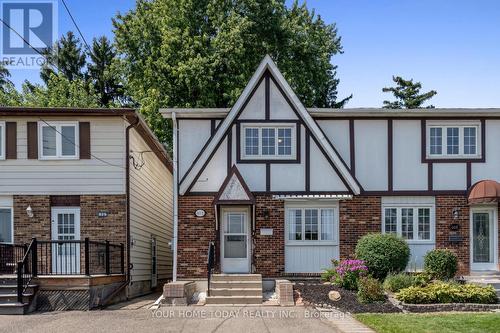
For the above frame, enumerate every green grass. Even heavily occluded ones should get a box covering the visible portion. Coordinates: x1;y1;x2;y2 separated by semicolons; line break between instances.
355;313;500;333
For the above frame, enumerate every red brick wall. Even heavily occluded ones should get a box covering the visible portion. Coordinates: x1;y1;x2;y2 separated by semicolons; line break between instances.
14;195;51;243
339;196;382;259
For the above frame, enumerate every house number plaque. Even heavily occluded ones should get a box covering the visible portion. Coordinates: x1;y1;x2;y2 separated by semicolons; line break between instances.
195;209;206;217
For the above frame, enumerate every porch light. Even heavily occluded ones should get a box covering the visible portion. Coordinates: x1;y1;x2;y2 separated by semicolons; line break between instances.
452;207;459;220
26;205;34;218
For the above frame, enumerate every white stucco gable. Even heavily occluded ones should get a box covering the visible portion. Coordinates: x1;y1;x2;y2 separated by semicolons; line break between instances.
179;55;361;195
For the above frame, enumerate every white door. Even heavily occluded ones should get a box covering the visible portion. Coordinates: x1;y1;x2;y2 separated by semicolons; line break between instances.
51;207;81;274
470;208;498;271
221;208;251;273
151;236;158;288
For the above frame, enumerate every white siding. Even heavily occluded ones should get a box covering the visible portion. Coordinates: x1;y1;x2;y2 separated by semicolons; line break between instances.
310;140;348;192
393;120;427;190
317;120;350;167
355;120;388;190
472;120;500;183
285;245;339;273
433;163;467;190
178;120;211;179
239;80;265;119
269;80;297;120
129;128;173;290
191;137;228;192
0;117;125;195
236;164;266;191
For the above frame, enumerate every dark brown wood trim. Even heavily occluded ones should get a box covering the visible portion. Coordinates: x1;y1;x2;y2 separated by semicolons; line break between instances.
212;165;255;205
349;119;355;175
210;119;216;136
227;127;232;175
5;122;17;159
0;107;135;116
466;162;472;189
388;119;393;192
428;163;433;191
50;195;80;207
27;122;38;159
305;130;310;192
265;74;270;120
266;163;271;192
362;190;467;196
79;122;91;159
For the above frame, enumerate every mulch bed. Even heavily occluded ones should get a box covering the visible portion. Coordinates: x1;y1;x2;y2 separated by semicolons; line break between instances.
294;280;401;313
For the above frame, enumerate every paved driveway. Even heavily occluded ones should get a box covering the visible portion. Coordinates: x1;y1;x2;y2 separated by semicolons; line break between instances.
0;306;343;333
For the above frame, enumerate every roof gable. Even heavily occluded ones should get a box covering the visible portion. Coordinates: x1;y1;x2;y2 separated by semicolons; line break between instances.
213;166;255;204
180;55;361;195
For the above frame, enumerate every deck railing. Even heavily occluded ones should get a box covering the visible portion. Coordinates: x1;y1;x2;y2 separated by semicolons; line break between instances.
207;241;215;297
0;243;26;274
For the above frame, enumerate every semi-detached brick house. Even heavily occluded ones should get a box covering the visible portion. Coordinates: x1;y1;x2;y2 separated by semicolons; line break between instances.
0;108;173;313
162;56;500;296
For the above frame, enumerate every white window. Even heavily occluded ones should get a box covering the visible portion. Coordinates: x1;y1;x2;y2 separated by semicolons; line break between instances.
286;206;337;243
427;122;481;158
0;121;5;160
38;122;79;160
241;124;296;159
0;207;13;243
382;206;434;242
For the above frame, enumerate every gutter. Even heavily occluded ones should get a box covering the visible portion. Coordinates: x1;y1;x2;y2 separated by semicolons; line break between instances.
172;112;179;281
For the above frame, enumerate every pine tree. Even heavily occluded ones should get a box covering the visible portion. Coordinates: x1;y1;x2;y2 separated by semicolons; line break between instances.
382;76;437;109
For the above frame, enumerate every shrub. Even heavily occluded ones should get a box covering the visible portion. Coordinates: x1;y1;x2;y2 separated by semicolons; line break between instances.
383;273;416;292
334;259;369;290
424;249;458;280
355;233;410;279
321;259;339;282
412;271;433;287
396;282;498;304
357;276;386;304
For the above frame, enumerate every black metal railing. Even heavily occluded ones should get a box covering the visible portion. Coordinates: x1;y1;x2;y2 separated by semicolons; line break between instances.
17;239;35;303
0;243;27;274
207;241;215;297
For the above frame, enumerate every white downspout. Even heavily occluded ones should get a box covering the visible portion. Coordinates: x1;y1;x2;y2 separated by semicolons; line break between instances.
172;112;179;281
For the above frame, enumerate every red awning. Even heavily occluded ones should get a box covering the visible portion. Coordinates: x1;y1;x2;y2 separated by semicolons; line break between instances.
468;180;500;204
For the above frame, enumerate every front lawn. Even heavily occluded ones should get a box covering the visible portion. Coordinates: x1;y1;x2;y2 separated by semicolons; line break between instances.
355;313;500;333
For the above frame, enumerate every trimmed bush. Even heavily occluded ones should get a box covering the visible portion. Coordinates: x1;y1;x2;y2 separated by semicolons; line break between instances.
424;249;458;280
355;233;410;279
357;276;386;304
383;273;417;292
396;282;498;304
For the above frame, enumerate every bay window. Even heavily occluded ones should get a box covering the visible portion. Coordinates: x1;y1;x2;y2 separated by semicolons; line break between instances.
38;121;79;159
427;122;480;158
383;206;434;241
241;123;296;160
286;206;336;243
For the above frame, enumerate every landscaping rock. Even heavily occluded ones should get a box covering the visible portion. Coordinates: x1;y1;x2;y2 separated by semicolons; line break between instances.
328;290;341;301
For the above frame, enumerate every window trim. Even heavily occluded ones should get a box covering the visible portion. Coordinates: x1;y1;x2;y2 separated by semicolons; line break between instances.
381;204;435;244
285;201;339;246
426;121;482;159
0;121;5;160
38;121;79;160
0;206;14;244
240;123;297;161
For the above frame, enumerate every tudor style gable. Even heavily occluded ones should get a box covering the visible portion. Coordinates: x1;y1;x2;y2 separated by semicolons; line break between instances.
179;55;361;196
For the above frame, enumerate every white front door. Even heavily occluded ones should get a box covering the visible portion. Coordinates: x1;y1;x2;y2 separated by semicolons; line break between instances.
51;207;81;274
470;207;498;271
221;208;251;273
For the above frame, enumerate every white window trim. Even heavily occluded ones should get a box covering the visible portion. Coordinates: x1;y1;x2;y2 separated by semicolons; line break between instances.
38;121;79;160
285;201;339;246
426;121;481;159
0;121;5;160
381;203;435;244
0;206;14;244
241;123;297;160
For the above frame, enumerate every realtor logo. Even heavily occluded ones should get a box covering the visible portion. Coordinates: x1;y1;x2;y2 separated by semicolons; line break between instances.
0;0;57;69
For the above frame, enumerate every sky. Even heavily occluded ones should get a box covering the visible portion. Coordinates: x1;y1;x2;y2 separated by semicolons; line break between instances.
6;0;500;108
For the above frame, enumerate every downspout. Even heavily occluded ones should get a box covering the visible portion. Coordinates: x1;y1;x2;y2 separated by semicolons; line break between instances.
172;112;179;281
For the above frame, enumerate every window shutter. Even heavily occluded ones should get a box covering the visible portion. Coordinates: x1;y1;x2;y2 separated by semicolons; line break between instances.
79;122;91;159
5;122;17;159
27;122;38;159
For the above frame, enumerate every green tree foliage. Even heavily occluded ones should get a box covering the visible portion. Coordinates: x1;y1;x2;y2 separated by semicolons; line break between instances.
113;0;351;146
0;62;13;93
87;36;125;107
382;76;437;109
41;31;87;84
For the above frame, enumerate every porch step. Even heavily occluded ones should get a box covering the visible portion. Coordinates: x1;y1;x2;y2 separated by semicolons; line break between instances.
0;285;37;294
0;303;29;315
206;274;263;305
0;277;38;314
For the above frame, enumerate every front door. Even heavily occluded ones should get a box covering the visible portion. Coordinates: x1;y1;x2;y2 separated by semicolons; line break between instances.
221;208;251;273
470;208;498;271
51;207;81;274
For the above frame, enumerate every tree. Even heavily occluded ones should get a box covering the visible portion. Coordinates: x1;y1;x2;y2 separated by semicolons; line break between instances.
382;76;437;109
41;31;86;83
0;62;13;93
87;36;124;107
113;0;351;147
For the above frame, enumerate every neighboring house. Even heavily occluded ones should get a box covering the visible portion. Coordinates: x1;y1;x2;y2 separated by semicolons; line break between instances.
0;107;173;313
162;55;500;285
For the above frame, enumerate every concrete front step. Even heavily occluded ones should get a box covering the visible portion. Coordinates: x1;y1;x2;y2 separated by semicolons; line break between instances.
210;288;262;297
0;293;34;304
211;274;262;282
0;303;29;315
210;280;262;289
0;285;37;295
205;295;263;305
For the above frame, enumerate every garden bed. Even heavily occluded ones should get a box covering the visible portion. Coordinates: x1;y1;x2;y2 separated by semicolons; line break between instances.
294;280;401;313
387;294;500;313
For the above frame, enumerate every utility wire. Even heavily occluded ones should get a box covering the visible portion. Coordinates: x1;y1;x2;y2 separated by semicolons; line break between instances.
39;118;126;169
60;0;91;52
